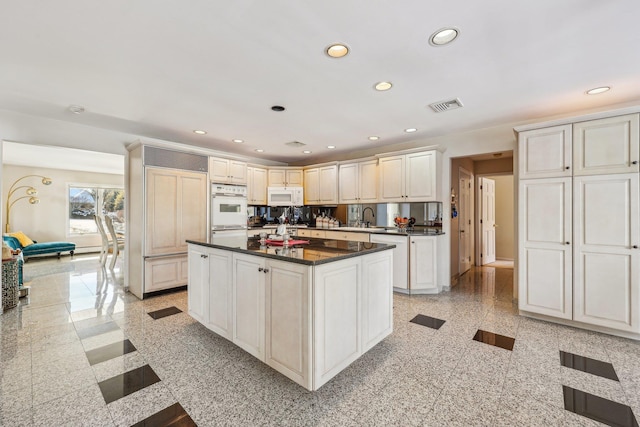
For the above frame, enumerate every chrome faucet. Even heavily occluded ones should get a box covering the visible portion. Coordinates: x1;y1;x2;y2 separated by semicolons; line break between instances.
362;207;375;227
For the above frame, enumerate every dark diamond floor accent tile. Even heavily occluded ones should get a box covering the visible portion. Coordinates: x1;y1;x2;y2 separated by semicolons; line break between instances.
410;314;446;330
472;329;515;351
86;339;137;366
98;364;160;404
131;402;197;427
147;306;183;320
563;385;639;427
560;351;620;382
77;321;120;340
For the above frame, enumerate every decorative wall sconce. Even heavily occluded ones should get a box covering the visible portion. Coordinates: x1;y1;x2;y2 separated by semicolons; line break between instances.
5;175;53;233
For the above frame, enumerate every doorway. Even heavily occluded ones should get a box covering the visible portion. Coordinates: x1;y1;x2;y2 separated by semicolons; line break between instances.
477;174;514;268
458;167;473;275
449;152;514;285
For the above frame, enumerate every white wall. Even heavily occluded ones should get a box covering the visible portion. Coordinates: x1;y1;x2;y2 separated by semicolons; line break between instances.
485;175;514;260
2;164;123;250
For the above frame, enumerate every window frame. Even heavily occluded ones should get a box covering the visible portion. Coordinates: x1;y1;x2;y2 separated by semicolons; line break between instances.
67;183;125;237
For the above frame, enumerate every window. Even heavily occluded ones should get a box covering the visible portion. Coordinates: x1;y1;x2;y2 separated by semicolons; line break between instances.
69;186;125;235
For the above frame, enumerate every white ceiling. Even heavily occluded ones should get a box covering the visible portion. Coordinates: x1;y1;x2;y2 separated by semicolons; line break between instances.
1;1;639;163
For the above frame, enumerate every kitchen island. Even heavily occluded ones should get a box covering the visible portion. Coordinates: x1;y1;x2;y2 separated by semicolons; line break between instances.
187;237;394;391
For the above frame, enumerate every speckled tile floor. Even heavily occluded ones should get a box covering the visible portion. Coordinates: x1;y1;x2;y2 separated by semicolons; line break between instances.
2;254;640;426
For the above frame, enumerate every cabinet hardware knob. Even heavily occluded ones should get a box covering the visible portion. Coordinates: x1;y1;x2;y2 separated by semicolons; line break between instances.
263;268;269;273
565;166;570;170
633;161;639;165
634;245;638;249
202;255;208;259
258;267;264;272
565;242;570;245
412;241;415;244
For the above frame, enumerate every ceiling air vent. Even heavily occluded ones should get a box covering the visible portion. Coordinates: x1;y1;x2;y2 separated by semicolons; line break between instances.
429;98;464;113
285;141;306;148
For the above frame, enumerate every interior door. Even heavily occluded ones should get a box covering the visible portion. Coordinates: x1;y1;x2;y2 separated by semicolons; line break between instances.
480;177;496;264
459;168;472;274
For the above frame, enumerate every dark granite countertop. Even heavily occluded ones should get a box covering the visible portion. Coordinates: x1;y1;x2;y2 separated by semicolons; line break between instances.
310;226;445;236
250;226;445;236
187;237;395;266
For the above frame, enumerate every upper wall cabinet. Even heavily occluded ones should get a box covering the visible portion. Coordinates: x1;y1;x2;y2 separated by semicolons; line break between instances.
518;125;572;179
247;166;268;205
268;168;304;187
210;157;247;184
573;113;639;176
304;165;338;205
378;151;440;202
338;160;377;204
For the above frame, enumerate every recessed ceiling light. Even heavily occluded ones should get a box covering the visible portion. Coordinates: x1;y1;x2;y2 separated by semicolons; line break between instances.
232;139;244;143
429;28;459;46
368;136;380;141
255;149;264;153
68;105;85;114
271;105;285;112
374;82;393;91
327;145;336;149
326;43;349;58
193;130;207;135
404;128;417;133
586;86;611;95
302;150;312;154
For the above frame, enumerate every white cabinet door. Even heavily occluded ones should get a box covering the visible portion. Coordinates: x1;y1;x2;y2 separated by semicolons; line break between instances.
229;160;247;184
573;114;640;176
177;172;208;253
313;258;361;389
287;169;304;187
361;251;393;352
573;174;640;332
268;169;304;187
210;158;247;184
319;165;338;204
406;151;437;201
144;255;188;292
338;163;358;203
232;253;266;361
409;236;438;292
518;125;572;179
359;160;378;203
207;249;233;339
304;168;319;204
210;157;230;183
146;168;207;256
248;166;267;205
370;234;408;290
146;168;180;254
518;178;572;319
378;155;405;202
268;169;287;187
188;247;208;323
265;260;311;389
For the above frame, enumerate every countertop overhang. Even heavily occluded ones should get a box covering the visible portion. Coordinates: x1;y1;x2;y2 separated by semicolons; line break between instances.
187;237;395;266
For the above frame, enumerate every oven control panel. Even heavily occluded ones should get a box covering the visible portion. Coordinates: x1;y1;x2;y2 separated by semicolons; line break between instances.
212;183;247;197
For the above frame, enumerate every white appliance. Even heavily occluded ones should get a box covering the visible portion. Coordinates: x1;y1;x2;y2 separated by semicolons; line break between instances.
210;229;247;249
267;186;304;206
211;183;248;242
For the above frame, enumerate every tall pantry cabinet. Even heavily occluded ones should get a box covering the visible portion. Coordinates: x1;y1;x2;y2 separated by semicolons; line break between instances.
518;113;640;335
127;145;209;299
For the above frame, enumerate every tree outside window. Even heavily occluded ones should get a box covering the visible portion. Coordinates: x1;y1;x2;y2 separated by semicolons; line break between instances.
69;186;125;235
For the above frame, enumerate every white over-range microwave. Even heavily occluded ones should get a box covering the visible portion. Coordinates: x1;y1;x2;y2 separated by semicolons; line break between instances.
267;186;304;206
